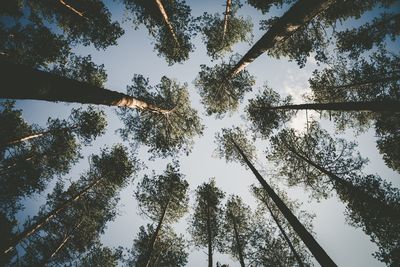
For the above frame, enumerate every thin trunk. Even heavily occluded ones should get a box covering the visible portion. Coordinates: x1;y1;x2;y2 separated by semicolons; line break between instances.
58;0;87;19
263;199;305;267
229;0;335;76
154;0;180;47
144;200;170;267
0;61;173;115
231;216;246;267
266;100;400;112
221;0;232;43
231;139;337;267
0;156;34;173
2;177;103;255
206;204;213;267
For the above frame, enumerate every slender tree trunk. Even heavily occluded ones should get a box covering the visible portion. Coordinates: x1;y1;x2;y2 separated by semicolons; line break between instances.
0;156;34;173
206;204;213;267
263;199;305;267
231;216;246;267
266;100;400;112
231;139;337;267
2;177;103;255
0;61;173;114
58;0;87;19
221;0;232;43
154;0;180;47
144;200;170;267
229;0;335;76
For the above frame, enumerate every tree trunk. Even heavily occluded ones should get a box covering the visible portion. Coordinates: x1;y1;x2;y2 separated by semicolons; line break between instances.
58;0;87;19
231;215;246;267
263;199;305;267
154;0;180;47
144;200;170;267
221;0;232;43
231;139;337;267
266;100;400;112
0;60;173;114
2;177;103;255
229;0;335;76
206;203;213;267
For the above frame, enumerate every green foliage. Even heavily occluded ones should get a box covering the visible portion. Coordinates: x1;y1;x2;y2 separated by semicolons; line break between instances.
52;55;108;87
189;179;225;252
118;74;203;158
221;195;252;265
0;23;70;68
80;245;123;267
246;0;295;14
246;86;295;138
196;0;253;60
130;224;188;267
135;162;189;224
27;0;124;49
215;126;256;165
122;0;194;65
195;54;255;117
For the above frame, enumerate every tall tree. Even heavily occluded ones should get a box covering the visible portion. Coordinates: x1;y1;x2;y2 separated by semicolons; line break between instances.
268;122;400;265
188;179;225;267
222;195;252;267
196;0;253;60
1;145;136;257
215;127;337;267
130;224;188;267
122;0;194;65
195;54;255;118
26;0;124;49
251;185;314;267
117;75;203;158
135;163;189;267
309;51;400;172
0;104;107;218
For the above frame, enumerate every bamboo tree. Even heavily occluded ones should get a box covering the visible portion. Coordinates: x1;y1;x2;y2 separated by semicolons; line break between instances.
135;163;189;267
1;145;135;256
215;127;337;267
189;179;225;267
229;0;335;76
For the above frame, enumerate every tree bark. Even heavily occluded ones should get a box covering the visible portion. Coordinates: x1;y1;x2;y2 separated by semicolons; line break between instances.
266;100;400;112
144;200;170;267
221;0;232;43
263;199;305;267
0;60;173;114
229;0;335;76
206;204;213;267
58;0;87;19
231;215;246;267
231;139;337;267
2;177;103;255
154;0;180;47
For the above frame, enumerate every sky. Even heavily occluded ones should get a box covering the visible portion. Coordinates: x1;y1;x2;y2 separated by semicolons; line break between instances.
10;0;400;266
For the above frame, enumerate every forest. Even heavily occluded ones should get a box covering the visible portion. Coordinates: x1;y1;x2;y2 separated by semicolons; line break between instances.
0;0;399;266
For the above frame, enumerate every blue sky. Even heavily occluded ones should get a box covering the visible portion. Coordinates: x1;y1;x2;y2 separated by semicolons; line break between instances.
11;0;400;266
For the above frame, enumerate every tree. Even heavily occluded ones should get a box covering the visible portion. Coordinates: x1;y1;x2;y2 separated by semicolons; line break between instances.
246;86;295;138
135;163;189;267
309;51;400;172
79;244;123;267
1;145;136;257
117;75;204;158
130;224;188;267
25;0;124;49
229;0;335;75
188;179;225;267
0;104;106;218
251;185;314;267
222;195;252;267
122;0;194;65
246;0;296;14
196;0;253;60
195;54;255;118
268;122;400;265
215;127;337;267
